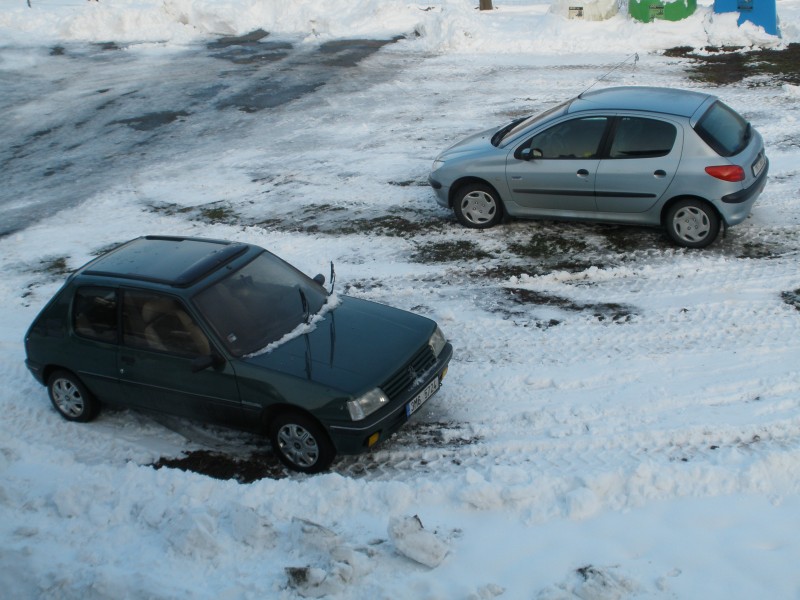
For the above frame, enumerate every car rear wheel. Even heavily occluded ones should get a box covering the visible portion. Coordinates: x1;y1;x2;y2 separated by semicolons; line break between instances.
666;199;720;248
47;370;100;422
269;412;335;474
453;183;503;229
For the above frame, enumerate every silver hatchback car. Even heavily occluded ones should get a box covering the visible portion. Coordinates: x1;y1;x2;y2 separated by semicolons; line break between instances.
429;86;768;248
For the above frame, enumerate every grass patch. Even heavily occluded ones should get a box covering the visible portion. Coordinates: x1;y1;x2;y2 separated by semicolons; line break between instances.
146;201;239;225
147;202;193;216
664;44;800;86
507;229;599;272
329;215;436;237
509;232;588;259
36;256;71;276
411;240;493;263
199;205;237;224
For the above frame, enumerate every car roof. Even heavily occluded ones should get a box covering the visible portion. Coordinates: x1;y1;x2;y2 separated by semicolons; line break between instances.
568;86;714;118
80;236;252;288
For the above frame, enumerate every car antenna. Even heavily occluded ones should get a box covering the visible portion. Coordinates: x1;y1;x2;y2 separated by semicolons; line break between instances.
329;261;336;295
578;52;639;98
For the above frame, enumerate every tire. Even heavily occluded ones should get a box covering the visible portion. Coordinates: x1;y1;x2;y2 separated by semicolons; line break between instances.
269;411;336;474
453;183;503;229
665;199;720;249
46;370;100;422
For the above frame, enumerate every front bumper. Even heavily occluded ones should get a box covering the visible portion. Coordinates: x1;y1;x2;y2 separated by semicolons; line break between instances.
428;175;450;208
328;342;454;455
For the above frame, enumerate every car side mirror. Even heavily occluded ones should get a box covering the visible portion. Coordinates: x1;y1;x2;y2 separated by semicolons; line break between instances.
519;147;542;161
313;274;325;285
191;353;223;373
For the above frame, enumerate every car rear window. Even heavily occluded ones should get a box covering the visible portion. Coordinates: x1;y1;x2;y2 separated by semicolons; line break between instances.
693;101;751;157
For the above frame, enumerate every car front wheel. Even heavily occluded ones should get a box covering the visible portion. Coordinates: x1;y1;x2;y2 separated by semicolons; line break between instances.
453;183;503;229
47;370;100;422
269;412;336;474
665;199;720;248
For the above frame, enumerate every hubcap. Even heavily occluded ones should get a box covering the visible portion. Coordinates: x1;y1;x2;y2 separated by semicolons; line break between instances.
277;423;319;467
672;206;710;243
51;378;85;417
460;190;497;225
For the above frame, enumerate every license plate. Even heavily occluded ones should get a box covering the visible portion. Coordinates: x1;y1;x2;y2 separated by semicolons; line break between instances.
752;153;766;177
406;376;439;417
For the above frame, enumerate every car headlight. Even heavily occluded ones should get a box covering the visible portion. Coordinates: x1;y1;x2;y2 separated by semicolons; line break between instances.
347;388;389;421
431;159;445;171
428;326;447;357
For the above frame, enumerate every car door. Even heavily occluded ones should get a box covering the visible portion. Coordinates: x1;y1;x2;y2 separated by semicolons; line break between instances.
594;116;683;213
117;289;243;426
505;116;610;212
69;285;121;402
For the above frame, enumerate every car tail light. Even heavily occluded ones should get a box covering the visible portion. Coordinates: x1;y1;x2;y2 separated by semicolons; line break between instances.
705;165;745;182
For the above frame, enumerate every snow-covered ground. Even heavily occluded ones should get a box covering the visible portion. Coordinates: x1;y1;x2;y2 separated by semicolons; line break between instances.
2;0;800;598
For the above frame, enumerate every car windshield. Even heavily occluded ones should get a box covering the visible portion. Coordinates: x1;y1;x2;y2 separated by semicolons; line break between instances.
493;100;570;146
193;251;328;356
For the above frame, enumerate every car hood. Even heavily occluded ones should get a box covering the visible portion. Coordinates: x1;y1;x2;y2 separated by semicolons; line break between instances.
437;126;497;160
241;296;435;395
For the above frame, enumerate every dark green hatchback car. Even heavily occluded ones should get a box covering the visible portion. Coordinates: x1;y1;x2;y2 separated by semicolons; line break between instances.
24;236;453;473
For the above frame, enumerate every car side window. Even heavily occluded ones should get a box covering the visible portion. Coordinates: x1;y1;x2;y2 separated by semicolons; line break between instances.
73;287;118;343
122;290;210;357
527;116;608;159
609;117;677;159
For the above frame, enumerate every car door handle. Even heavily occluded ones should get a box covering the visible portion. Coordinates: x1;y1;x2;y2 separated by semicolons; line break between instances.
654;170;667;178
576;169;589;177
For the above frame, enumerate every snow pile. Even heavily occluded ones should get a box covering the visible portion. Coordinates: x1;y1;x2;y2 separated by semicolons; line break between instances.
388;515;450;568
0;0;793;49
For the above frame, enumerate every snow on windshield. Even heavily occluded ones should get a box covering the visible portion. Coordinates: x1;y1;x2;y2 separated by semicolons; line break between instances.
244;292;343;358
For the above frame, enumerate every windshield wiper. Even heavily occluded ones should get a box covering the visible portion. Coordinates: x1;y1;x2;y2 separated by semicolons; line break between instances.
299;288;309;323
491;116;527;147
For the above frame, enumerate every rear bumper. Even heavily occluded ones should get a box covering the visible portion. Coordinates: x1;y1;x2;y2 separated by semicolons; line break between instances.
719;159;768;225
328;342;453;455
722;160;768;205
25;358;45;385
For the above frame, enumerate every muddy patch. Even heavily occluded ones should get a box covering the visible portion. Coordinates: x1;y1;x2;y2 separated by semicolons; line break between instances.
504;288;637;323
110;110;189;131
207;28;293;65
782;288;800;311
153;449;288;483
317;37;404;67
